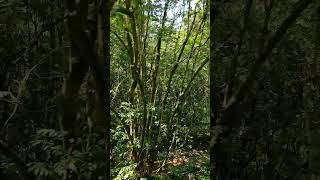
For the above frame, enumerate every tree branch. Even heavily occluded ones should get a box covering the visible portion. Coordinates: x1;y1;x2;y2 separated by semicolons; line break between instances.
227;0;314;109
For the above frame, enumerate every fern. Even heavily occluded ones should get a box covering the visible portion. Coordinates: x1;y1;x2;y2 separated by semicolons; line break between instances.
27;162;53;178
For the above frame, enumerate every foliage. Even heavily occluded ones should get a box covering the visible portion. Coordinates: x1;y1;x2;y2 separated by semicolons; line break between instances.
1;0;319;179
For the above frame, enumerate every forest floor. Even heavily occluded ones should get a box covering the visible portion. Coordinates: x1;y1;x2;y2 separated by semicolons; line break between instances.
153;149;210;179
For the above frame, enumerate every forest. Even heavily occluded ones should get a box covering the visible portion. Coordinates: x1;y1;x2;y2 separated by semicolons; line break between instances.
0;0;319;179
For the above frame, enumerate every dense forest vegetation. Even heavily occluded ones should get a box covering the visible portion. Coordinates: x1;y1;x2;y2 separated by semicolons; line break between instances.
211;0;320;180
0;0;209;179
110;0;209;178
0;0;319;179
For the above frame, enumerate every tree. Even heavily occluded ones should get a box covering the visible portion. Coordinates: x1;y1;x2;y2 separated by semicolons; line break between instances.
210;0;318;179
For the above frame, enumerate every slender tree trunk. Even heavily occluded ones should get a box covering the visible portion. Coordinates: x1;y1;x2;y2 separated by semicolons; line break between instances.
63;0;115;178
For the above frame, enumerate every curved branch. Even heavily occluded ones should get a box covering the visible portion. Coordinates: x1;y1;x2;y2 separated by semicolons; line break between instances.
112;31;128;51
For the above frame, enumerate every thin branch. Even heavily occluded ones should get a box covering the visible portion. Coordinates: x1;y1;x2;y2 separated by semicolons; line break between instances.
226;0;314;109
112;31;129;51
3;59;46;128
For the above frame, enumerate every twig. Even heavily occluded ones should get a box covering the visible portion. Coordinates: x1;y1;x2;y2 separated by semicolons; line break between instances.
3;48;61;128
